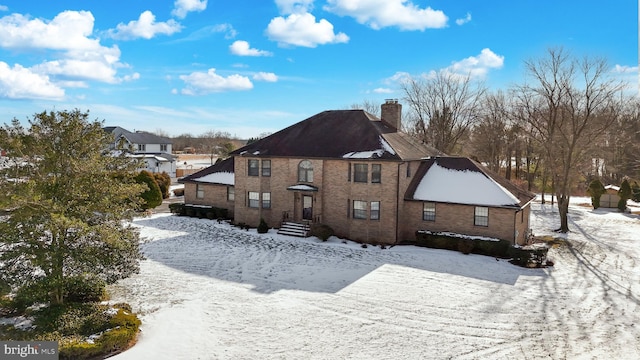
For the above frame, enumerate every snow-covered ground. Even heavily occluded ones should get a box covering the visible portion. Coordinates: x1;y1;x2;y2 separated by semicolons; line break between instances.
110;197;640;359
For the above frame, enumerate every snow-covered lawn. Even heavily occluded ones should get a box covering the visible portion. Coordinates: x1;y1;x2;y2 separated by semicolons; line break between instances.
110;198;640;359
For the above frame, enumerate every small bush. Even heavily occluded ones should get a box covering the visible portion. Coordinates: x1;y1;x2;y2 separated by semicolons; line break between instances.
587;178;605;209
173;188;184;197
509;246;549;268
309;223;335;241
257;218;269;234
618;178;632;211
169;202;185;215
457;239;474;254
153;172;172;199
135;170;162;210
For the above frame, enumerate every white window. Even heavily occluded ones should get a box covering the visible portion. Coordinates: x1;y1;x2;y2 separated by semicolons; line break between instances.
423;202;436;221
474;206;489;227
298;160;313;182
262;160;271;177
227;186;234;201
196;184;204;199
248;191;260;208
160;144;168;152
248;159;259;176
138;144;146;151
262;192;271;209
353;200;367;219
370;201;380;220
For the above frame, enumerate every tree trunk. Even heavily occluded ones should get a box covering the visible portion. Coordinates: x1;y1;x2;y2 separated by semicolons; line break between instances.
557;194;570;232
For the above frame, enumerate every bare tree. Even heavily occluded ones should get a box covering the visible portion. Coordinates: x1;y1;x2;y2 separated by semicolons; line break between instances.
401;71;486;154
349;100;380;117
512;47;625;232
469;90;509;172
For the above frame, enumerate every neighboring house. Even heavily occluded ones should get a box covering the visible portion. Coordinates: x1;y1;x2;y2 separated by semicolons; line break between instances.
104;126;177;177
601;185;622;208
180;100;535;246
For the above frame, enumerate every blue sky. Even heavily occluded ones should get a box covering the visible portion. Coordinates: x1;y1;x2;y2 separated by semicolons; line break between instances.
0;0;637;138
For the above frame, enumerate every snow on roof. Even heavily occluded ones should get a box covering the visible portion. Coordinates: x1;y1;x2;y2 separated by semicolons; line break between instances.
192;171;234;185
605;185;620;191
342;136;396;159
287;184;318;191
413;163;520;207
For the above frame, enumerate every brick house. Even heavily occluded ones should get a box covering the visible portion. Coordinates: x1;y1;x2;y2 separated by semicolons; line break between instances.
180;100;535;246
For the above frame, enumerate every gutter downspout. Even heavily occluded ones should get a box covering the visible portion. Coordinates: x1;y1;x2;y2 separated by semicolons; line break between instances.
394;161;406;246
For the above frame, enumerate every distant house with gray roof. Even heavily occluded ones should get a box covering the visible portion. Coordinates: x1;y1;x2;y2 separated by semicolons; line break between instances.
180;100;535;246
104;126;176;177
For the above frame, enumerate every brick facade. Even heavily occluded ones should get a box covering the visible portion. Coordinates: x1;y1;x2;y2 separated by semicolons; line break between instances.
231;156;531;245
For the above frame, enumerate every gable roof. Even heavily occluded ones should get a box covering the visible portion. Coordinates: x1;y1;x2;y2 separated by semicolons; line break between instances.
179;157;234;185
405;157;535;208
229;110;442;160
104;126;172;145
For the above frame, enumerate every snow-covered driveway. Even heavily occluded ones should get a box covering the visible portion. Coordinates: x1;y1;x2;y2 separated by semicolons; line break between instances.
110;200;640;359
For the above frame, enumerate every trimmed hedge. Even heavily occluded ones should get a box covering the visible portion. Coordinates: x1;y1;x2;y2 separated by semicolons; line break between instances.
309;223;335;241
414;231;549;267
169;203;230;220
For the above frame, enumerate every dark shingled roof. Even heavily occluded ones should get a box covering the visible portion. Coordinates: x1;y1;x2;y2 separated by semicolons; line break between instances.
230;110;442;160
179;157;235;184
405;157;536;208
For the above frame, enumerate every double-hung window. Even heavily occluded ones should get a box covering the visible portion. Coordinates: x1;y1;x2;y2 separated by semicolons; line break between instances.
248;191;260;208
262;192;271;209
196;184;204;199
354;164;368;183
298;160;313;182
353;200;367;219
227;186;235;201
474;206;489;226
248;159;259;176
262;160;271;177
423;202;436;221
371;164;381;183
370;201;380;220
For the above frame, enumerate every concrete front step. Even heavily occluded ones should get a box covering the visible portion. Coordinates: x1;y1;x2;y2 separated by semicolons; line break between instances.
278;222;310;237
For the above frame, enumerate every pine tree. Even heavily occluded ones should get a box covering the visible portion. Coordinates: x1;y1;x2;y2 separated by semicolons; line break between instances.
0;109;146;305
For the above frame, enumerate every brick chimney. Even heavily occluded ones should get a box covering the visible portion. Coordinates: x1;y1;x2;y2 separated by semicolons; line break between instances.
381;99;402;131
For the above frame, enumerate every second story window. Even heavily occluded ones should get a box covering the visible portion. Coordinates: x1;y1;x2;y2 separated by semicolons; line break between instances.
160;144;168;152
298;160;313;182
227;186;235;201
353;164;368;183
371;164;381;183
248;159;259;176
262;160;271;177
138;144;146;151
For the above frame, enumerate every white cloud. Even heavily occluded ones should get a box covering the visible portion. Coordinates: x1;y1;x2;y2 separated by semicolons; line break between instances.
325;0;447;30
0;11;101;51
373;87;393;94
456;13;471;26
266;12;349;48
230;40;273;57
253;72;278;82
0;10;130;85
108;11;182;40
0;62;65;100
275;0;314;14
613;64;638;74
0;5;8;11
443;48;504;78
172;0;207;19
179;68;253;95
